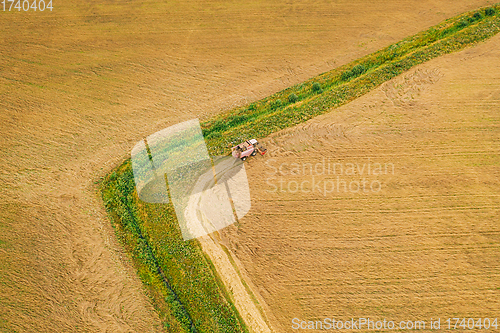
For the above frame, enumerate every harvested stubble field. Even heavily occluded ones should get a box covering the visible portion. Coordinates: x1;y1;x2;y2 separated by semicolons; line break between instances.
1;0;498;332
221;30;500;333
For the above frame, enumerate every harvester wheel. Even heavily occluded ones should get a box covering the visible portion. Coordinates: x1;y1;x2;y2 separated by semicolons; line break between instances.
241;156;247;161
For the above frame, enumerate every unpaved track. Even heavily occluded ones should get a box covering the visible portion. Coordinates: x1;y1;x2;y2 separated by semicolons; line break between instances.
0;1;492;331
199;234;272;333
183;158;271;332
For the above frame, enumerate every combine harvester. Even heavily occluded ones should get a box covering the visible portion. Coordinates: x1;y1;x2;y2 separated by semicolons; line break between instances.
231;139;267;161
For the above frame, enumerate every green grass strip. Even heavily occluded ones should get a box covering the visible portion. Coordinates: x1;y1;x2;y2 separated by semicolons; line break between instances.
201;5;500;155
101;162;249;333
100;5;500;333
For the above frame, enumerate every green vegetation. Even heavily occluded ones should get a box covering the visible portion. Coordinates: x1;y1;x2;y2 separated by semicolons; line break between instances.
288;93;299;103
201;5;500;155
341;64;367;81
485;7;497;16
100;5;500;332
312;82;323;93
101;163;248;333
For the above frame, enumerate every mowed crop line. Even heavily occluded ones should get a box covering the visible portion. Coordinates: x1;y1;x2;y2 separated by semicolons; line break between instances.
239;239;500;251
251;198;500;211
244;226;500;242
101;5;500;333
291;272;500;283
264;146;500;153
254;192;500;205
254;194;500;203
255;206;500;214
252;194;500;208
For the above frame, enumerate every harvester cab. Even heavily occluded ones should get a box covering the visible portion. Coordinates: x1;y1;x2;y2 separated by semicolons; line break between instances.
231;139;267;161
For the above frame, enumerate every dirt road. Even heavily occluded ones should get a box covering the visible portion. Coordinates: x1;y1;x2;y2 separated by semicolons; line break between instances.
180;156;270;332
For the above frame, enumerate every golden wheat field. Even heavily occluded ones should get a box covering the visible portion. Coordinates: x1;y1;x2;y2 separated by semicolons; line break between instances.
0;0;497;332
